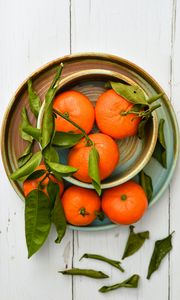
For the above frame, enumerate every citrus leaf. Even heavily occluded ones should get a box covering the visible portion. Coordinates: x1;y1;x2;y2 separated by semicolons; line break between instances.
51;191;67;243
19;107;33;142
28;79;41;118
22;126;41;142
147;232;174;279
26;169;46;180
138;119;149;140
25;189;51;258
99;274;140;293
41;64;63;150
47;180;60;209
43;145;59;163
95;211;105;222
59;268;109;279
52;132;83;148
18;142;33;167
88;146;101;196
108;81;147;105
139;170;153;202
46;160;78;177
10;151;42;180
80;253;124;272
50;170;64;181
153;119;167;168
122;225;149;259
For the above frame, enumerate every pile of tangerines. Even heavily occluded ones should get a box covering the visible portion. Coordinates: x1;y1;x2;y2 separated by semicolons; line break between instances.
24;89;148;227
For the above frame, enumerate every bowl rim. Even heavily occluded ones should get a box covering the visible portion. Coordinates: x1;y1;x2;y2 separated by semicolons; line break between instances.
37;68;158;189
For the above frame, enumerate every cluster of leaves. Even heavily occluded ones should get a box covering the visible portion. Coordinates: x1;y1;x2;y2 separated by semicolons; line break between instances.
10;63;104;257
10;63;85;258
11;63;78;182
60;226;174;293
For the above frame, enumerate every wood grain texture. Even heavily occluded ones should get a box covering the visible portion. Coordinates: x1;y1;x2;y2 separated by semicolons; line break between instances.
0;1;73;300
0;0;179;299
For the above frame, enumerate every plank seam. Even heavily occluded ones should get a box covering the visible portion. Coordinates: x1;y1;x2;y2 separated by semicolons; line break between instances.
169;1;177;299
69;0;72;54
69;1;74;299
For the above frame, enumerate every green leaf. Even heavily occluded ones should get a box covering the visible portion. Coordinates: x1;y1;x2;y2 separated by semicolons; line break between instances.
153;119;167;168
47;180;60;209
147;93;164;104
59;268;109;279
46;161;78;177
138;119;149;139
18;142;33;167
99;274;140;293
43;145;59;163
95;211;105;222
52;132;83;148
25;189;51;258
147;232;174;279
80;253;124;272
22;126;41;142
19;107;33;142
41;64;63;150
88;146;101;196
10;151;42;180
26;169;46;180
108;81;147;105
28;79;41;118
51;191;67;243
139;170;153;202
41;101;55;150
50;170;64;181
122;225;149;259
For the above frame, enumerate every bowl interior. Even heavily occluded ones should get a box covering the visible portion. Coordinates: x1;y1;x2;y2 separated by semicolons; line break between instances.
38;69;158;189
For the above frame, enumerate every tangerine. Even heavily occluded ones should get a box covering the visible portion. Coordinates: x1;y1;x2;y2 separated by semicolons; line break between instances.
95;89;141;139
102;181;148;225
68;133;119;183
53;90;95;133
61;186;101;226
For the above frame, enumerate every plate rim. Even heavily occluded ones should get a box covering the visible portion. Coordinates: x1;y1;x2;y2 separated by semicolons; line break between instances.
1;52;179;232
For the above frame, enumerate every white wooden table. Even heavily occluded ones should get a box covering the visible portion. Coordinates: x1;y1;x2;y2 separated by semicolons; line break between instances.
0;1;180;299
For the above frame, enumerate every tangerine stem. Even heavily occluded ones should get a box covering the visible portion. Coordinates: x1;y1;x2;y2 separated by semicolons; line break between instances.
121;194;127;201
79;207;89;216
53;108;93;146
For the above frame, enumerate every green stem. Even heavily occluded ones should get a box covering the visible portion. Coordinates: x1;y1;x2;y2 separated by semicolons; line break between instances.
121;103;161;118
147;93;164;104
53;108;93;146
149;104;161;113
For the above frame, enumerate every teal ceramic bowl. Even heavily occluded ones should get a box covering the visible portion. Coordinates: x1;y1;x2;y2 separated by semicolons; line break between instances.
1;52;179;231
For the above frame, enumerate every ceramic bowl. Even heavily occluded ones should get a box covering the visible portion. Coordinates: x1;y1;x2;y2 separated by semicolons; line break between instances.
37;68;158;189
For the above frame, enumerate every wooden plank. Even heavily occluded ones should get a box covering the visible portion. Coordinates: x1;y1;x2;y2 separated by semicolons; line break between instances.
0;1;72;300
170;1;180;300
71;1;172;299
